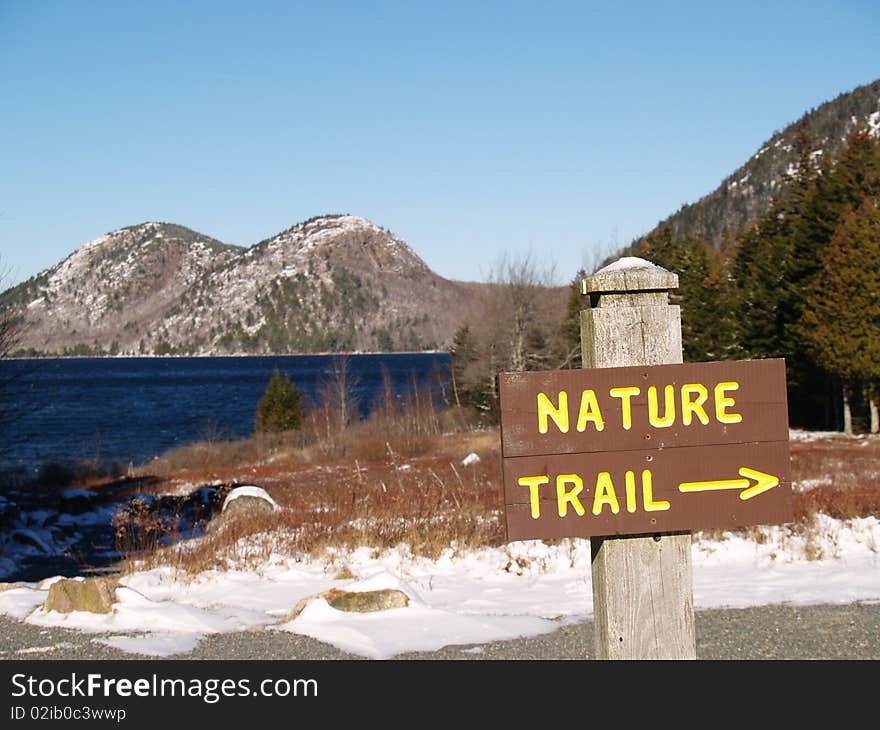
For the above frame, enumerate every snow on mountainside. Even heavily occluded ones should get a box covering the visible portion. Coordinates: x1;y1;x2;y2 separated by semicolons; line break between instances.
5;223;243;356
2;215;488;356
643;78;880;250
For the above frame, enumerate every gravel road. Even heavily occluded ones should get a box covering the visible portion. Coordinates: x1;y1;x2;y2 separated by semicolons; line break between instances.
2;603;879;661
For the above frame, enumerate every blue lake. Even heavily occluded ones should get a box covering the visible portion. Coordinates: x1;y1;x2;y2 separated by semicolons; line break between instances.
0;353;451;476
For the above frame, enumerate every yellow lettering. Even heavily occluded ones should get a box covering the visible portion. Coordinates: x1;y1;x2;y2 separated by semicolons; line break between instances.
625;470;637;513
642;469;670;512
518;475;549;519
525;470;673;518
647;384;676;427
537;391;568;434
576;389;605;432
681;383;709;426
714;382;742;424
556;474;586;517
592;472;620;515
609;386;640;430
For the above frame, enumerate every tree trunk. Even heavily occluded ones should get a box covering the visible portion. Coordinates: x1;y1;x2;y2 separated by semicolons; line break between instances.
869;385;879;435
450;368;461;408
510;310;527;372
842;382;853;436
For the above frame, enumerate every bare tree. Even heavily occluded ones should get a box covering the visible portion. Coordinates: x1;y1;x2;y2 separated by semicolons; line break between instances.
315;354;361;436
456;251;568;420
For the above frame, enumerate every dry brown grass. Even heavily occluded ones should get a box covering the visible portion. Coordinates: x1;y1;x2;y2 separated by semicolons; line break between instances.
115;395;502;572
119;436;504;573
115;422;879;572
790;432;880;521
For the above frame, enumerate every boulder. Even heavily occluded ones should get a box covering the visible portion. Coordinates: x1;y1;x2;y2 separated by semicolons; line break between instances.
209;485;280;532
286;587;410;621
43;577;119;614
220;485;279;518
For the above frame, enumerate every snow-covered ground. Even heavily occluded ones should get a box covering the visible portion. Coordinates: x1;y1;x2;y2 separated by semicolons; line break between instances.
2;430;878;659
1;512;878;659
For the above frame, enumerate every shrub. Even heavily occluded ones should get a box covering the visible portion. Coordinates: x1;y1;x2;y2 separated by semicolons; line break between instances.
255;368;303;434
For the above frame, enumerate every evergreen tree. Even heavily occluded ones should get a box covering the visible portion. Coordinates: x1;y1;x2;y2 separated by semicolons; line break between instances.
254;368;303;434
448;324;478;409
786;124;878;333
704;238;741;361
448;322;501;418
730;209;792;361
801;199;880;434
773;128;827;418
559;268;587;369
726;127;845;427
635;226;726;362
785;124;878;426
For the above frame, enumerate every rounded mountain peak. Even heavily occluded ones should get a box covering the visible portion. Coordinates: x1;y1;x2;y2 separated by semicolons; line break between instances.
255;214;431;277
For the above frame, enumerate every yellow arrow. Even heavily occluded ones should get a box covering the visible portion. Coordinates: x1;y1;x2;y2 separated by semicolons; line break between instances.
678;467;779;501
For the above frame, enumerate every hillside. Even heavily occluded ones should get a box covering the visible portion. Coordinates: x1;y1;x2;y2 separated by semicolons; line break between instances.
1;215;494;356
640;78;880;249
2;223;243;356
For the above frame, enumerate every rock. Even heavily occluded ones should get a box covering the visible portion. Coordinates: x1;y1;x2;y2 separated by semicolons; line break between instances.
220;485;279;517
209;485;280;532
0;582;27;592
221;495;276;518
327;588;410;613
286;587;410;621
43;577;119;614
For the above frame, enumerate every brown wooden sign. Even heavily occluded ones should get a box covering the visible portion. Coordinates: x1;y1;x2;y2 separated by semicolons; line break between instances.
498;358;792;540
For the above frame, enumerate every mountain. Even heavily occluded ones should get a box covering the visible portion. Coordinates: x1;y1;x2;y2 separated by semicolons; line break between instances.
2;215;491;356
638;78;880;249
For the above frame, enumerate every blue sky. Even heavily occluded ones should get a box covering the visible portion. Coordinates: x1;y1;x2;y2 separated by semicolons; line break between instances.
1;1;878;289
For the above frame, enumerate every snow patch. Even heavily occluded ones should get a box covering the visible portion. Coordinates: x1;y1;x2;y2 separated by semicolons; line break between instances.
222;485;280;512
96;633;203;657
594;256;656;274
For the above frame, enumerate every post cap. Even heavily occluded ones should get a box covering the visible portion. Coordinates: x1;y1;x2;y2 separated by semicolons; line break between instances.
581;256;679;295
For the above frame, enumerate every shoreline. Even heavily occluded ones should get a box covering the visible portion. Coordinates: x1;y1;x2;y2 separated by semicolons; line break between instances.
6;349;449;361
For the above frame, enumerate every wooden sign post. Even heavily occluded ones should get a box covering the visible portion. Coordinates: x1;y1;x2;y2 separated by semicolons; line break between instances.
581;259;695;659
497;257;793;660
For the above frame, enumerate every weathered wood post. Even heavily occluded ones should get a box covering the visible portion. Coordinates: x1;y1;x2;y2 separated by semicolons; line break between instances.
580;257;696;660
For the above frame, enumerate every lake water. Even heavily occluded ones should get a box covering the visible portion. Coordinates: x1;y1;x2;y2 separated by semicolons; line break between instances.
0;353;450;477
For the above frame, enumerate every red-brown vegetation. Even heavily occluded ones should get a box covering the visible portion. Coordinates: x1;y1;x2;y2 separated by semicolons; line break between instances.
112;424;879;573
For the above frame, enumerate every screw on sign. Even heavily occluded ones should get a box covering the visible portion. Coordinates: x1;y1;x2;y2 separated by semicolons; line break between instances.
498;358;793;541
